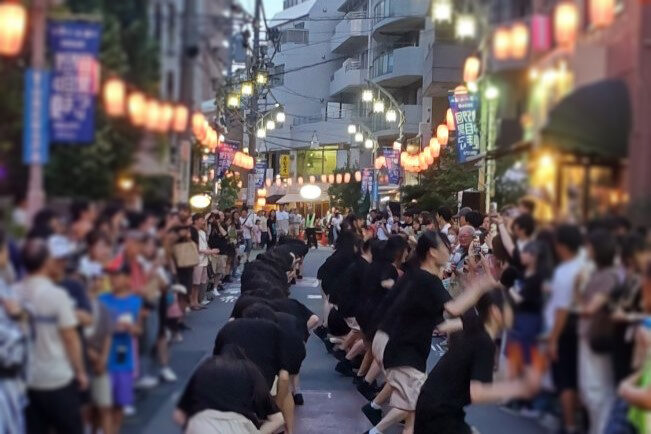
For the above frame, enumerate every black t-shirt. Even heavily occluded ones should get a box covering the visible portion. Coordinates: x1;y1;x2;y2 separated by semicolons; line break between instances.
417;327;495;414
212;318;289;389
356;261;399;338
514;273;545;314
382;268;452;372
268;298;314;341
177;356;278;428
337;256;370;319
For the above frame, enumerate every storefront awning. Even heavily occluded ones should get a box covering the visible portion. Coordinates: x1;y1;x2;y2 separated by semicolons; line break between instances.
266;194;285;205
541;79;631;160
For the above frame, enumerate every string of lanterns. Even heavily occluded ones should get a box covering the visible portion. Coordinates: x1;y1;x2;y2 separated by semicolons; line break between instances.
263;171;363;188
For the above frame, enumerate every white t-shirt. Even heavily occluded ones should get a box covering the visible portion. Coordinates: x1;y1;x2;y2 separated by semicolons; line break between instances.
197;230;209;266
240;213;254;240
14;276;78;390
544;255;585;332
276;211;289;221
440;222;451;236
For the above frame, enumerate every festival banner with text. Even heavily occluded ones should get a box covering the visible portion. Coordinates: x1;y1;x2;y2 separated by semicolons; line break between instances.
448;93;480;163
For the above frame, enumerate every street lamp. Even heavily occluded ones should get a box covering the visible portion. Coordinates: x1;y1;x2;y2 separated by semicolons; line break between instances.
431;0;452;23
455;14;477;39
275;111;286;123
256;127;266;138
347;124;357;134
354;132;363;143
266;119;276;130
362;89;373;102
385;109;397;122
364;138;374;149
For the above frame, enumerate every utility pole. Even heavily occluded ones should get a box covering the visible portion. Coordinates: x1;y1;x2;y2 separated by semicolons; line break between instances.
25;0;47;221
246;0;262;206
178;0;198;204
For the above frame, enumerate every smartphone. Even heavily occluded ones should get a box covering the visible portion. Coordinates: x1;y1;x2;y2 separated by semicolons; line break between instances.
489;201;498;214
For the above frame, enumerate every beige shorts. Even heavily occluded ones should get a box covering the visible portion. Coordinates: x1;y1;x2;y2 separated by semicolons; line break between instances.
371;330;389;366
192;265;208;285
90;372;112;408
386;366;427;411
210;255;228;275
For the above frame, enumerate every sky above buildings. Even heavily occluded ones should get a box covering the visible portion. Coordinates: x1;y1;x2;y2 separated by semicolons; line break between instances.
243;0;283;20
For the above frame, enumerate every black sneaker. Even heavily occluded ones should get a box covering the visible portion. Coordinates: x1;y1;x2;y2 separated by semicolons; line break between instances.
335;360;355;377
324;340;335;353
350;354;364;369
293;393;304;406
333;349;347;362
353;376;364;386
313;325;328;340
362;402;382;426
357;380;379;402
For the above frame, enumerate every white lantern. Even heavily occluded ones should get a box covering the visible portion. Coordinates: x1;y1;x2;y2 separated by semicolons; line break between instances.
385;109;397;122
347;124;357;134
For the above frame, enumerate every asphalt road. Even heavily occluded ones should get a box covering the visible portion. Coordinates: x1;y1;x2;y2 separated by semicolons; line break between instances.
124;248;551;434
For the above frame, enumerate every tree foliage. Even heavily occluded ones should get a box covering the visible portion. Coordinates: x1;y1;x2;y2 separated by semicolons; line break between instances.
327;169;366;215
215;177;239;210
400;147;478;212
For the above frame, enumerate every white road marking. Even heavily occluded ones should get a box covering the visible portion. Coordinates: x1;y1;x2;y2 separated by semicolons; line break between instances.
307;295;322;299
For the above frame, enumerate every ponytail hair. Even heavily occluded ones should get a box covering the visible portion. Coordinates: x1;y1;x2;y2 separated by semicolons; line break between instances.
415;230;450;263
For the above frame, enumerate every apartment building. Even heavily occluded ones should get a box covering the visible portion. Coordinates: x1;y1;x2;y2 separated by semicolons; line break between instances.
263;0;469;183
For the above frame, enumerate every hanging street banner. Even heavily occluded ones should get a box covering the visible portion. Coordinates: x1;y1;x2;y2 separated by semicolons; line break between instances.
360;168;373;195
279;154;290;177
23;69;51;164
448;93;480;163
216;141;238;178
48;20;102;143
254;162;267;188
382;148;401;185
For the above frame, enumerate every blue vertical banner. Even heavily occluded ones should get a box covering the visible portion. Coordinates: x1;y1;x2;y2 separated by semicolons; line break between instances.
382;148;401;185
48;20;102;143
254;162;267;188
23;69;51;164
216;141;238;178
360;168;373;195
448;93;480;163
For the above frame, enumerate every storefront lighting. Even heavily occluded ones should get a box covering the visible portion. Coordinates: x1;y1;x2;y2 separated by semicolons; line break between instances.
529;68;540;81
256;128;266;138
241;82;254;96
348;124;357;134
300;184;322;200
485;85;499;100
373;100;385;113
364;138;374;149
540;153;554;168
227;94;240;108
257;198;266;207
275;111;286;123
385;109;397;122
118;177;135;191
266;119;276;130
542;69;557;85
455;15;477;39
362;89;373;102
354;132;364;143
431;0;452;23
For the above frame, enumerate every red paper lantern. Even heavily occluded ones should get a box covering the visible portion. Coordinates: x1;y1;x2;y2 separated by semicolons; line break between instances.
103;78;126;117
436;124;449;146
590;0;615;28
344;173;351;183
233;152;242;167
554;2;579;47
127;92;146;126
463;56;481;83
159;103;174;132
298;176;304;185
321;174;327;183
493;27;511;60
424;148;434;165
446;108;456;131
0;1;26;56
531;14;551;53
336;173;342;184
374;156;386;170
145;99;161;131
328;174;335;184
309;175;316;184
354;171;361;182
172;105;189;132
192;112;206;135
429;137;440;158
510;22;529;59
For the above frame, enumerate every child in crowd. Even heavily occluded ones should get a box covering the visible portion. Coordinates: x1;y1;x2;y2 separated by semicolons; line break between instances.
100;259;143;432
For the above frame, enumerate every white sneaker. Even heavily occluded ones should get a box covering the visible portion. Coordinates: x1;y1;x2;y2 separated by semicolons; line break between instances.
124;405;136;417
200;299;210;306
135;375;159;389
212;288;221;297
160;366;178;382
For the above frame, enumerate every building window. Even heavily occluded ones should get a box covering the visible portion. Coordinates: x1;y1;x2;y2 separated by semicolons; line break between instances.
372;50;394;78
153;3;162;42
280;29;309;44
271;64;285;87
167;3;176;52
373;0;394;23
